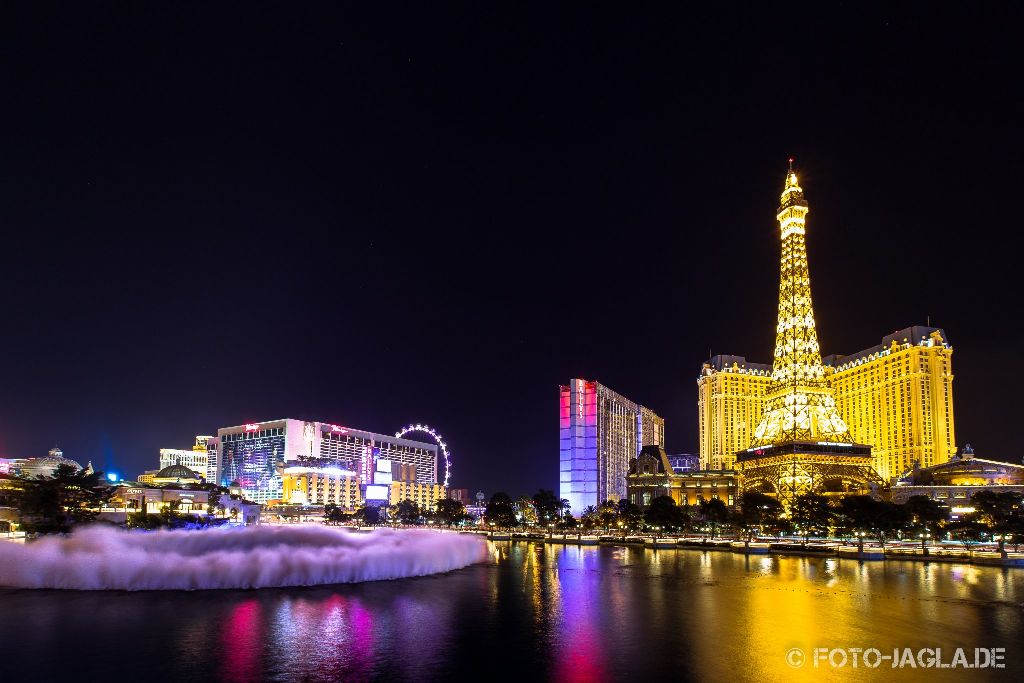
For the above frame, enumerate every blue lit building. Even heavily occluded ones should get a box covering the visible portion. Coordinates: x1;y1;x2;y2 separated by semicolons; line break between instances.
559;379;664;516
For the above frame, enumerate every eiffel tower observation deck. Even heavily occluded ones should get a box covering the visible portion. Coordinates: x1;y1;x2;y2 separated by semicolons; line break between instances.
737;162;881;507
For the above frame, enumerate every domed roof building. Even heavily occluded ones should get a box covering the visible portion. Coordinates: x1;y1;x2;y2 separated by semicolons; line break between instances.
152;462;202;485
19;447;84;479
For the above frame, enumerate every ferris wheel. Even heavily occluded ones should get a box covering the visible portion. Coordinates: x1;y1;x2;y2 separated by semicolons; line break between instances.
395;423;451;487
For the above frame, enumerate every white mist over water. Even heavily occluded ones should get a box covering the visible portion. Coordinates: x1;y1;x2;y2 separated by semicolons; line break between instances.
0;526;487;591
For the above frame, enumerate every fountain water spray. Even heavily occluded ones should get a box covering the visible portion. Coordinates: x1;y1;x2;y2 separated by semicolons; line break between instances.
0;526;486;591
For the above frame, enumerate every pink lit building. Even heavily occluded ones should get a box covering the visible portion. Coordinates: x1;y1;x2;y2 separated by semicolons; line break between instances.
559;380;664;516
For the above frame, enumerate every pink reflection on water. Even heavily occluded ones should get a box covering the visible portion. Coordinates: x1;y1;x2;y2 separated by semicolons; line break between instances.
555;548;607;683
221;600;262;683
300;593;376;681
346;598;375;678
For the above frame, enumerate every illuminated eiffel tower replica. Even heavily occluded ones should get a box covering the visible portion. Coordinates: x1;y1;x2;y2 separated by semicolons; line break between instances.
737;162;882;508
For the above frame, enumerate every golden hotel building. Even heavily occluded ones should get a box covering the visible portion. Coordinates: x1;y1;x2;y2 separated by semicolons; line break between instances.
281;462;447;512
698;326;956;482
824;326;956;481
697;355;771;471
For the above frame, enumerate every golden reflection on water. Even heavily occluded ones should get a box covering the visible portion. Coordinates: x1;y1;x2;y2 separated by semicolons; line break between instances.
500;544;1023;682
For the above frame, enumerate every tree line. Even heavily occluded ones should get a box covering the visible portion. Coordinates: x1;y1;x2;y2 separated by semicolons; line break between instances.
476;489;1024;554
323;497;472;526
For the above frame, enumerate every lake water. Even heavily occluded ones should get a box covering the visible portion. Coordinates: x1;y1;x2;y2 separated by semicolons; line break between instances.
2;541;1021;682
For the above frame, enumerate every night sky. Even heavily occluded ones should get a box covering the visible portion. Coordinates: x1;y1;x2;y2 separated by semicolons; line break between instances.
1;4;1020;496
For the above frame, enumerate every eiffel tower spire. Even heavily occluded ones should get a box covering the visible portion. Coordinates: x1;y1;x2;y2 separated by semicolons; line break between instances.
750;162;851;446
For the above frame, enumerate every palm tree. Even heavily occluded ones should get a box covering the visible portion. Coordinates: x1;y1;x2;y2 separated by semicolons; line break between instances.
971;491;1024;557
790;493;833;543
698;498;729;539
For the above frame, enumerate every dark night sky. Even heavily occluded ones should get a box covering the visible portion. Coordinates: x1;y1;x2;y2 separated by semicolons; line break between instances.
0;4;1021;496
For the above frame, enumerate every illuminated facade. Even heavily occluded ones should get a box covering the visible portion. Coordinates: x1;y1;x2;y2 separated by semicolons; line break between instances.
158;448;205;474
195;436;218;483
699;326;957;484
824;326;956;481
17;448;83;479
890;445;1024;506
282;470;362;510
559;379;664;515
159;436;219;483
107;484;261;525
219;419;438;504
0;458;26;476
0;474;23;533
280;457;445;512
627;446;739;507
697;356;771;470
152;463;202;485
388;480;447;509
735;164;879;507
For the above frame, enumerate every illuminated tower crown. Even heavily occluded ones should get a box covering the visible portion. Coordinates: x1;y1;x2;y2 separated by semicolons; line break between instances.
750;162;851;447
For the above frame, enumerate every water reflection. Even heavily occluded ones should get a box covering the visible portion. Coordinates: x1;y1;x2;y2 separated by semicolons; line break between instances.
222;600;262;682
552;547;607;683
1;547;1021;682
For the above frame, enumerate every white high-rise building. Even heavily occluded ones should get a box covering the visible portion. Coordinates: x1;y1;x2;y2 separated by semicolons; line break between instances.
159;436;218;482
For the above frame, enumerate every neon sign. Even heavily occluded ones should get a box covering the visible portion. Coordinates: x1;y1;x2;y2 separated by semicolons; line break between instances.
329;425;348;433
244;424;259;432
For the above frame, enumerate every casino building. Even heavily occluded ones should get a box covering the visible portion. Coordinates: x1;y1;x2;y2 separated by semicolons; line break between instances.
890;444;1024;507
700;327;956;483
698;356;771;471
559;379;665;516
824;328;955;481
628;446;739;508
218;419;440;505
159;435;219;483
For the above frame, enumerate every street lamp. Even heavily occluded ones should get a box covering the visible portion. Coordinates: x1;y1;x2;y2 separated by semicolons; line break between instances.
918;531;931;556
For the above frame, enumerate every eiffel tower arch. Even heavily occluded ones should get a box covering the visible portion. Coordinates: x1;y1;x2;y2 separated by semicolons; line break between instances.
737;443;883;509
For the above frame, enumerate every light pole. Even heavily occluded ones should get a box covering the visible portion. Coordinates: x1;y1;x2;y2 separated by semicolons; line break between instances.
919;531;931;556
